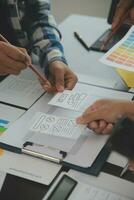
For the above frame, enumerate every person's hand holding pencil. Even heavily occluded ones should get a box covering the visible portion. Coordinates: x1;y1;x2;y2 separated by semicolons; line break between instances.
0;34;77;93
0;41;31;75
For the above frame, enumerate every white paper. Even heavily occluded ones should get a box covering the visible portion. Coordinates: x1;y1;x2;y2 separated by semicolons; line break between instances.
48;90;91;111
0;150;61;185
30;112;85;140
0;68;44;108
0;103;25;134
68;170;134;199
49;83;134;112
0;170;6;191
100;26;134;72
0;103;25;125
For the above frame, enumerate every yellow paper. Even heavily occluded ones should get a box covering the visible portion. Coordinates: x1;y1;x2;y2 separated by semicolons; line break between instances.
0;148;4;156
116;69;134;87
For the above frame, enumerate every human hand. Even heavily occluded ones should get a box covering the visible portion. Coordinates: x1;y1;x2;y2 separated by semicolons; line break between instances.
0;42;31;75
76;99;129;134
128;160;134;171
112;0;134;29
40;60;78;93
87;120;114;135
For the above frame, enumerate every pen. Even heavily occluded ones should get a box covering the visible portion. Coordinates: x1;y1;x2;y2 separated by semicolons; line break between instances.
120;162;129;177
74;31;90;51
0;34;47;83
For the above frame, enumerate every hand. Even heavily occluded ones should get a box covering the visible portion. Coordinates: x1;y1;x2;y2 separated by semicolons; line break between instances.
87;120;114;135
0;42;31;75
41;61;78;93
128;160;134;171
76;99;129;134
112;0;134;29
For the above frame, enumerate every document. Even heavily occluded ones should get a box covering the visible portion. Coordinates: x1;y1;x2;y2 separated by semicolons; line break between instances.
0;103;25;134
49;83;134;112
30;112;85;140
49;90;92;111
100;26;134;72
0;150;61;185
0;68;44;108
68;170;134;199
43;171;134;200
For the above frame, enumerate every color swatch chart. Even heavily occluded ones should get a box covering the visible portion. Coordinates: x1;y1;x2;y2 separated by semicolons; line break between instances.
100;26;134;72
0;119;9;135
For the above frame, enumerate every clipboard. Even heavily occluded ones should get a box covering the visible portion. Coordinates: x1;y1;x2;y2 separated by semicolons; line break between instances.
0;83;133;176
0;94;110;176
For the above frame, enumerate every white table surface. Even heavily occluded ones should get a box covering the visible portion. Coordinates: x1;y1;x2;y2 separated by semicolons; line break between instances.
59;15;128;91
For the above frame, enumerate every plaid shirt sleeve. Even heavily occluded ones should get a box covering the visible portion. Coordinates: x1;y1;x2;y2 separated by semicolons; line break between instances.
23;0;67;76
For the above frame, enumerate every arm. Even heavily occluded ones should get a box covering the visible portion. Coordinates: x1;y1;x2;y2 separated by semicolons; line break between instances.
23;0;77;92
112;0;134;29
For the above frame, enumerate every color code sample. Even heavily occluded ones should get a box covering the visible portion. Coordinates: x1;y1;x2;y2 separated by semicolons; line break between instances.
0;119;9;135
100;26;134;72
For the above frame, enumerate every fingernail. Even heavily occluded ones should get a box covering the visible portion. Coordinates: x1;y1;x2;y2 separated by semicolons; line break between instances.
76;117;82;124
57;86;64;92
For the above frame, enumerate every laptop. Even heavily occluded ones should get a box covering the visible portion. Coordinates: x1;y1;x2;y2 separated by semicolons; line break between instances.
91;0;131;52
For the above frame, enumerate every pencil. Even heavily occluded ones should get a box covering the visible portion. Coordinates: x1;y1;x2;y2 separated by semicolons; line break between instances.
0;34;47;83
100;11;129;51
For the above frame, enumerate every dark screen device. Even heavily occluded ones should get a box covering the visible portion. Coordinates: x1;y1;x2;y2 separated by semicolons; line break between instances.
91;0;130;52
47;175;77;200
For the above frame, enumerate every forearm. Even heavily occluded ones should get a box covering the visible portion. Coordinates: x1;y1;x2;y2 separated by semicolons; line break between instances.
24;0;67;75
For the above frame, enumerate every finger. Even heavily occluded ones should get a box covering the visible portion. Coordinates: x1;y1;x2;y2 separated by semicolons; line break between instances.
64;73;78;90
43;85;57;93
92;120;108;134
102;123;113;134
76;110;102;125
88;121;99;130
1;43;29;63
18;47;31;65
0;53;27;70
39;77;57;93
53;67;65;92
112;0;131;29
0;55;26;76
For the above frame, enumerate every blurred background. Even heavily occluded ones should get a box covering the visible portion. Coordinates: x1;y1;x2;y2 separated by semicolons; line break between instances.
51;0;111;23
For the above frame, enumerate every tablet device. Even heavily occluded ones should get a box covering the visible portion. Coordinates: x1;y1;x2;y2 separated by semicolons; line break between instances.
91;0;130;52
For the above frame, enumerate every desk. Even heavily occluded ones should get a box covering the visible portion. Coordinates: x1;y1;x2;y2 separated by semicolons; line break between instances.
59;15;128;91
0;15;133;200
